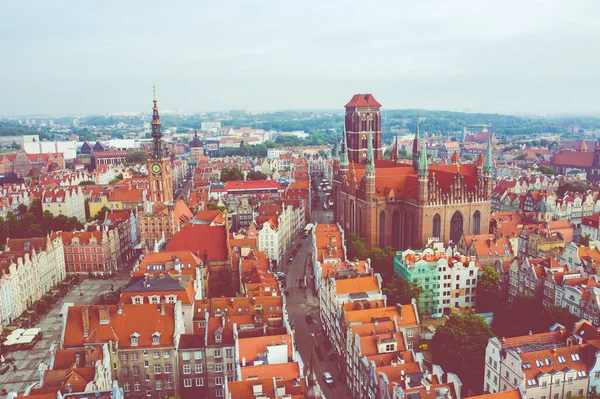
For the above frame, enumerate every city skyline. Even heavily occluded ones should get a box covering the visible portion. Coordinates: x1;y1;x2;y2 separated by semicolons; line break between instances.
2;0;600;116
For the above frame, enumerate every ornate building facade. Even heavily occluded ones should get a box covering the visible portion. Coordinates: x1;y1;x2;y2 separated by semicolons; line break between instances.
139;87;178;251
333;94;493;250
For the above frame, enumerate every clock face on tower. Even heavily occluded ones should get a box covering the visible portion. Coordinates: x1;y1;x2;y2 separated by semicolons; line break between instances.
151;163;162;175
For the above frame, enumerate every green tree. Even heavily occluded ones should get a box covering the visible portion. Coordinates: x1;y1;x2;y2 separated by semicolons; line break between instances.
94;206;110;222
220;167;244;182
346;233;370;260
382;274;423;305
476;266;503;312
109;173;124;185
126;151;148;164
580;234;591;247
431;314;494;392
538;165;556;176
247;171;267;181
78;180;96;185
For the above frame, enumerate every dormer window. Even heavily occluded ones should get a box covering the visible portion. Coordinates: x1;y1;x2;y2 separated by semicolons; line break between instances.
149;295;160;304
132;296;143;305
130;332;140;346
215;330;222;343
152;332;161;345
166;295;176;304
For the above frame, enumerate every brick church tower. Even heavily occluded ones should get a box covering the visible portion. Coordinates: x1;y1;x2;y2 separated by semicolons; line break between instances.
147;86;173;204
344;94;382;164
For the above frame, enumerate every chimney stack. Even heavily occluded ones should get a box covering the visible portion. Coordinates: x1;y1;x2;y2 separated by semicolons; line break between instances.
117;302;124;315
160;300;166;316
81;307;90;337
396;304;403;319
98;306;110;324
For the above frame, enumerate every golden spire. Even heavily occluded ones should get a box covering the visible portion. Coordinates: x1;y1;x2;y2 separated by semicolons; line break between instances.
153;84;157;104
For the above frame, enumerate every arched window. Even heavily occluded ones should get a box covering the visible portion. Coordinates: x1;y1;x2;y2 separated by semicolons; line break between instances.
379;211;386;248
473;210;481;235
392;211;401;249
450;211;463;243
358;209;362;237
432;214;441;240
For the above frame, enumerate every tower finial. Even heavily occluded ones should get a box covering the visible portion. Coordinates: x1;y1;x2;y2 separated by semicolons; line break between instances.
484;133;493;172
366;128;375;175
340;128;349;167
153;84;157;104
418;138;428;175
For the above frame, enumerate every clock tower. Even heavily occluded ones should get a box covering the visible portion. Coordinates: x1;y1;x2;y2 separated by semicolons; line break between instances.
148;86;173;204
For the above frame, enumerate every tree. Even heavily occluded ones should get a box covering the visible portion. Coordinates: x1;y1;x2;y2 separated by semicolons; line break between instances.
109;173;124;185
476;266;502;312
94;206;110;222
580;234;591;247
247;171;267;181
79;180;96;186
346;233;370;260
382;274;423;305
431;314;494;392
538;165;556;176
125;151;148;164
220;167;244;182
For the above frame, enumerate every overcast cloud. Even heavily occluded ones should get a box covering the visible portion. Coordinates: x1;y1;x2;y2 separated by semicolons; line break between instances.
1;0;599;116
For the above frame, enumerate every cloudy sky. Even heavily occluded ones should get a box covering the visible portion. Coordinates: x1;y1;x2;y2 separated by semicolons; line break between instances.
1;0;599;116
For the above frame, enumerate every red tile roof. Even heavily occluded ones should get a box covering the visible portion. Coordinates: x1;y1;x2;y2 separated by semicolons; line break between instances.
166;224;229;260
345;93;382;108
63;304;176;349
552;150;594;168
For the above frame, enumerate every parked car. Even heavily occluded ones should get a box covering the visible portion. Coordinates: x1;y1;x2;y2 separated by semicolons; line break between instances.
288;255;294;262
275;272;285;280
323;371;334;386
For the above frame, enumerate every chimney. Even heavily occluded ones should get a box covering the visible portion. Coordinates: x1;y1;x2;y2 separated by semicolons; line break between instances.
81;307;90;337
396;304;403;319
529;330;532;335
98;306;110;324
242;356;246;367
117;302;124;315
160;300;166;316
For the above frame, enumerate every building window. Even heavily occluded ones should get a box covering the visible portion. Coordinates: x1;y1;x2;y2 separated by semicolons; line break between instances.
215;364;223;372
214;349;222;358
183;365;191;374
215;377;224;385
155;380;162;391
216;388;224;397
133;366;140;376
120;353;128;361
195;364;203;374
226;363;233;372
144;360;149;368
153;351;160;359
134;381;140;392
182;352;190;360
132;352;139;361
407;329;413;338
123;382;130;392
194;351;202;360
152;334;160;345
226;348;233;358
146;389;152;397
165;364;171;374
165;379;172;390
163;351;170;359
154;365;161;374
183;379;192;388
195;378;204;386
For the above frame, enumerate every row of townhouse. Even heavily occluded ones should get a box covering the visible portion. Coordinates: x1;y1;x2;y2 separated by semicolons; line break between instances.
23;343;124;398
0;183;31;218
394;245;481;318
497;248;600;327
54;230;120;276
256;200;304;264
483;323;600;399
0;235;65;331
42;186;86;222
311;222;462;399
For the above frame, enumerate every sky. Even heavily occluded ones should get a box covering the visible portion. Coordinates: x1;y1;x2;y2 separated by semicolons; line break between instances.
1;0;600;116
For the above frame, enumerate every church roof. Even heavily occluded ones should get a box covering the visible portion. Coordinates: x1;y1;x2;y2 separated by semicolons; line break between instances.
345;93;381;108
